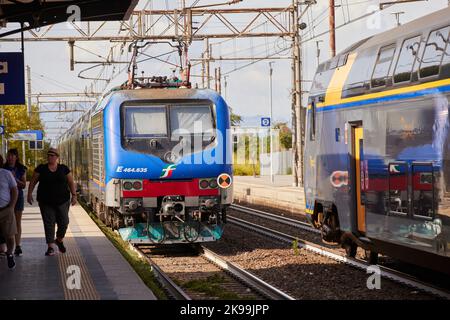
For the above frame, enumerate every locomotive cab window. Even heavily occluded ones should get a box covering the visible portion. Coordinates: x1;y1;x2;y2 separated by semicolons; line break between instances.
412;163;434;219
121;101;217;162
388;163;408;215
124;106;168;137
394;36;421;83
170;105;215;142
419;26;450;78
309;101;316;141
371;44;396;88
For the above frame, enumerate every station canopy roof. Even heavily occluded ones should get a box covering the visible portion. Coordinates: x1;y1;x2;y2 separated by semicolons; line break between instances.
0;0;138;37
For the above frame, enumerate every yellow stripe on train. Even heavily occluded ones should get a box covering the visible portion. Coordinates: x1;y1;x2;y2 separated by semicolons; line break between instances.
324;52;358;106
318;77;450;109
93;178;106;188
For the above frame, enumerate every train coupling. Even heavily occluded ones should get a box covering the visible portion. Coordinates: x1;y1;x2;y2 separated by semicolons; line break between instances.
161;196;185;216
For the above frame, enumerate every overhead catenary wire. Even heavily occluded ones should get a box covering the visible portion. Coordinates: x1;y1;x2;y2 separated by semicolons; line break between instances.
300;4;391;45
222;44;293;76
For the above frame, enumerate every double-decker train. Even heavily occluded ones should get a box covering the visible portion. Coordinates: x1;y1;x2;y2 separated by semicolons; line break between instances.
304;7;450;274
59;77;233;244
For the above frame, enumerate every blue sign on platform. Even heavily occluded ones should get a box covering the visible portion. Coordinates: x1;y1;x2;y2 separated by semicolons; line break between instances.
18;130;44;140
261;117;271;127
0;125;4;135
0;52;25;105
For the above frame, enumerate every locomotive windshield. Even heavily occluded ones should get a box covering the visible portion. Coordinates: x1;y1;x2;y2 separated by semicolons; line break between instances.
170;105;214;141
125;106;168;137
121;101;216;162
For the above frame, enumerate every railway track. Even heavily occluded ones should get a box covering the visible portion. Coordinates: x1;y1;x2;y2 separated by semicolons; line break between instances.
131;243;295;300
230;204;319;234
227;207;450;300
131;245;192;300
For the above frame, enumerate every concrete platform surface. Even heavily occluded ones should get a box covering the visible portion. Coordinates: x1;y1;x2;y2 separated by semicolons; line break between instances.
233;175;305;213
0;202;157;300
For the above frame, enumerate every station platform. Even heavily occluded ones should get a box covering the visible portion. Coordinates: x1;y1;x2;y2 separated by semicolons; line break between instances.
233;175;305;214
0;201;157;300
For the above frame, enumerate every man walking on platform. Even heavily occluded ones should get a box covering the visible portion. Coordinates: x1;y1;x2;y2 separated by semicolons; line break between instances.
0;165;18;269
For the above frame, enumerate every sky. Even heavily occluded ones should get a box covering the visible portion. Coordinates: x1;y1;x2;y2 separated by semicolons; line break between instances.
0;0;449;142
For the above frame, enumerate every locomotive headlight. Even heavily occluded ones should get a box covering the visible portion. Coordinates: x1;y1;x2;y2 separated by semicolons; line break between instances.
132;181;142;190
199;179;210;189
209;179;218;189
123;181;133;190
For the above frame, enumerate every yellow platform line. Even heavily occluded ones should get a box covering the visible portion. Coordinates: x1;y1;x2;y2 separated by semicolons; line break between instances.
57;226;101;300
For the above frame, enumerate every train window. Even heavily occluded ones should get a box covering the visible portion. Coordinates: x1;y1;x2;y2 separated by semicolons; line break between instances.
394;36;421;83
388;163;408;215
309;101;316;141
412;163;434;219
329;57;339;70
419;26;450;78
338;53;348;67
170;105;214;141
439;27;450;77
124;106;167;137
317;63;325;73
371;44;396;88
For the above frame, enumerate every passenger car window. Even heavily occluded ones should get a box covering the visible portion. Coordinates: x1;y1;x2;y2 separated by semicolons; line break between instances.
394;36;421;83
388;163;408;215
329;57;339;70
419;26;450;78
439;27;450;77
412;163;434;219
338;53;348;67
371;44;396;88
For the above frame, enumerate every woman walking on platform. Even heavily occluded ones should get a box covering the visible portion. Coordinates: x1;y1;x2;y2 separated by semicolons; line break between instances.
4;149;27;256
27;148;77;256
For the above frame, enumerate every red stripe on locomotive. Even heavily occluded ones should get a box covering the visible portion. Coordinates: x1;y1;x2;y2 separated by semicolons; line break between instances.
122;179;219;197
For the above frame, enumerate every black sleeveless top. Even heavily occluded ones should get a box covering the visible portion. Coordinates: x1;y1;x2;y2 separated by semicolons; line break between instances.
35;164;71;205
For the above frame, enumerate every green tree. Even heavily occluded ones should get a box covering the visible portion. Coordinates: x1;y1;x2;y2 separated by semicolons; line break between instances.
274;122;292;150
1;104;47;174
229;107;242;126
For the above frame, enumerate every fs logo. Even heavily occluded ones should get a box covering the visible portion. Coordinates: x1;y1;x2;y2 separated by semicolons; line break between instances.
160;164;176;178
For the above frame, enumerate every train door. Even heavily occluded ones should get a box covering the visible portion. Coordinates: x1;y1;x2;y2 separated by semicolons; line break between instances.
352;125;366;234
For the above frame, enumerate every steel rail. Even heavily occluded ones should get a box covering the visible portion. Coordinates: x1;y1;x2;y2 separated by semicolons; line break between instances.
228;216;450;300
230;203;320;234
131;245;192;300
200;246;295;300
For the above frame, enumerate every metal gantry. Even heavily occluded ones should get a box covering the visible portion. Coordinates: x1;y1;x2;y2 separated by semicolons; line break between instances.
0;0;427;185
1;1;308;186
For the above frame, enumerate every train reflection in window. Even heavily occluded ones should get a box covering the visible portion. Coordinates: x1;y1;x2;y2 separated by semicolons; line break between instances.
412;163;435;219
388;163;408;215
419;26;450;78
371;44;396;88
394;36;421;83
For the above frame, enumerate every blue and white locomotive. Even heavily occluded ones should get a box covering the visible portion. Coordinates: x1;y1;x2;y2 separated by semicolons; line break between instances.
59;77;233;244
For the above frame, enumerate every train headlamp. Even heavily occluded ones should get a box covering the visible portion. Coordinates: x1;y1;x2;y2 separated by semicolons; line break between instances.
209;179;218;189
199;179;210;189
123;181;133;190
132;181;142;190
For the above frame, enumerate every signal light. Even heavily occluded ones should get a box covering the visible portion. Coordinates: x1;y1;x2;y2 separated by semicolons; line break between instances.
209;179;218;189
199;179;210;189
133;181;142;190
123;181;133;190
